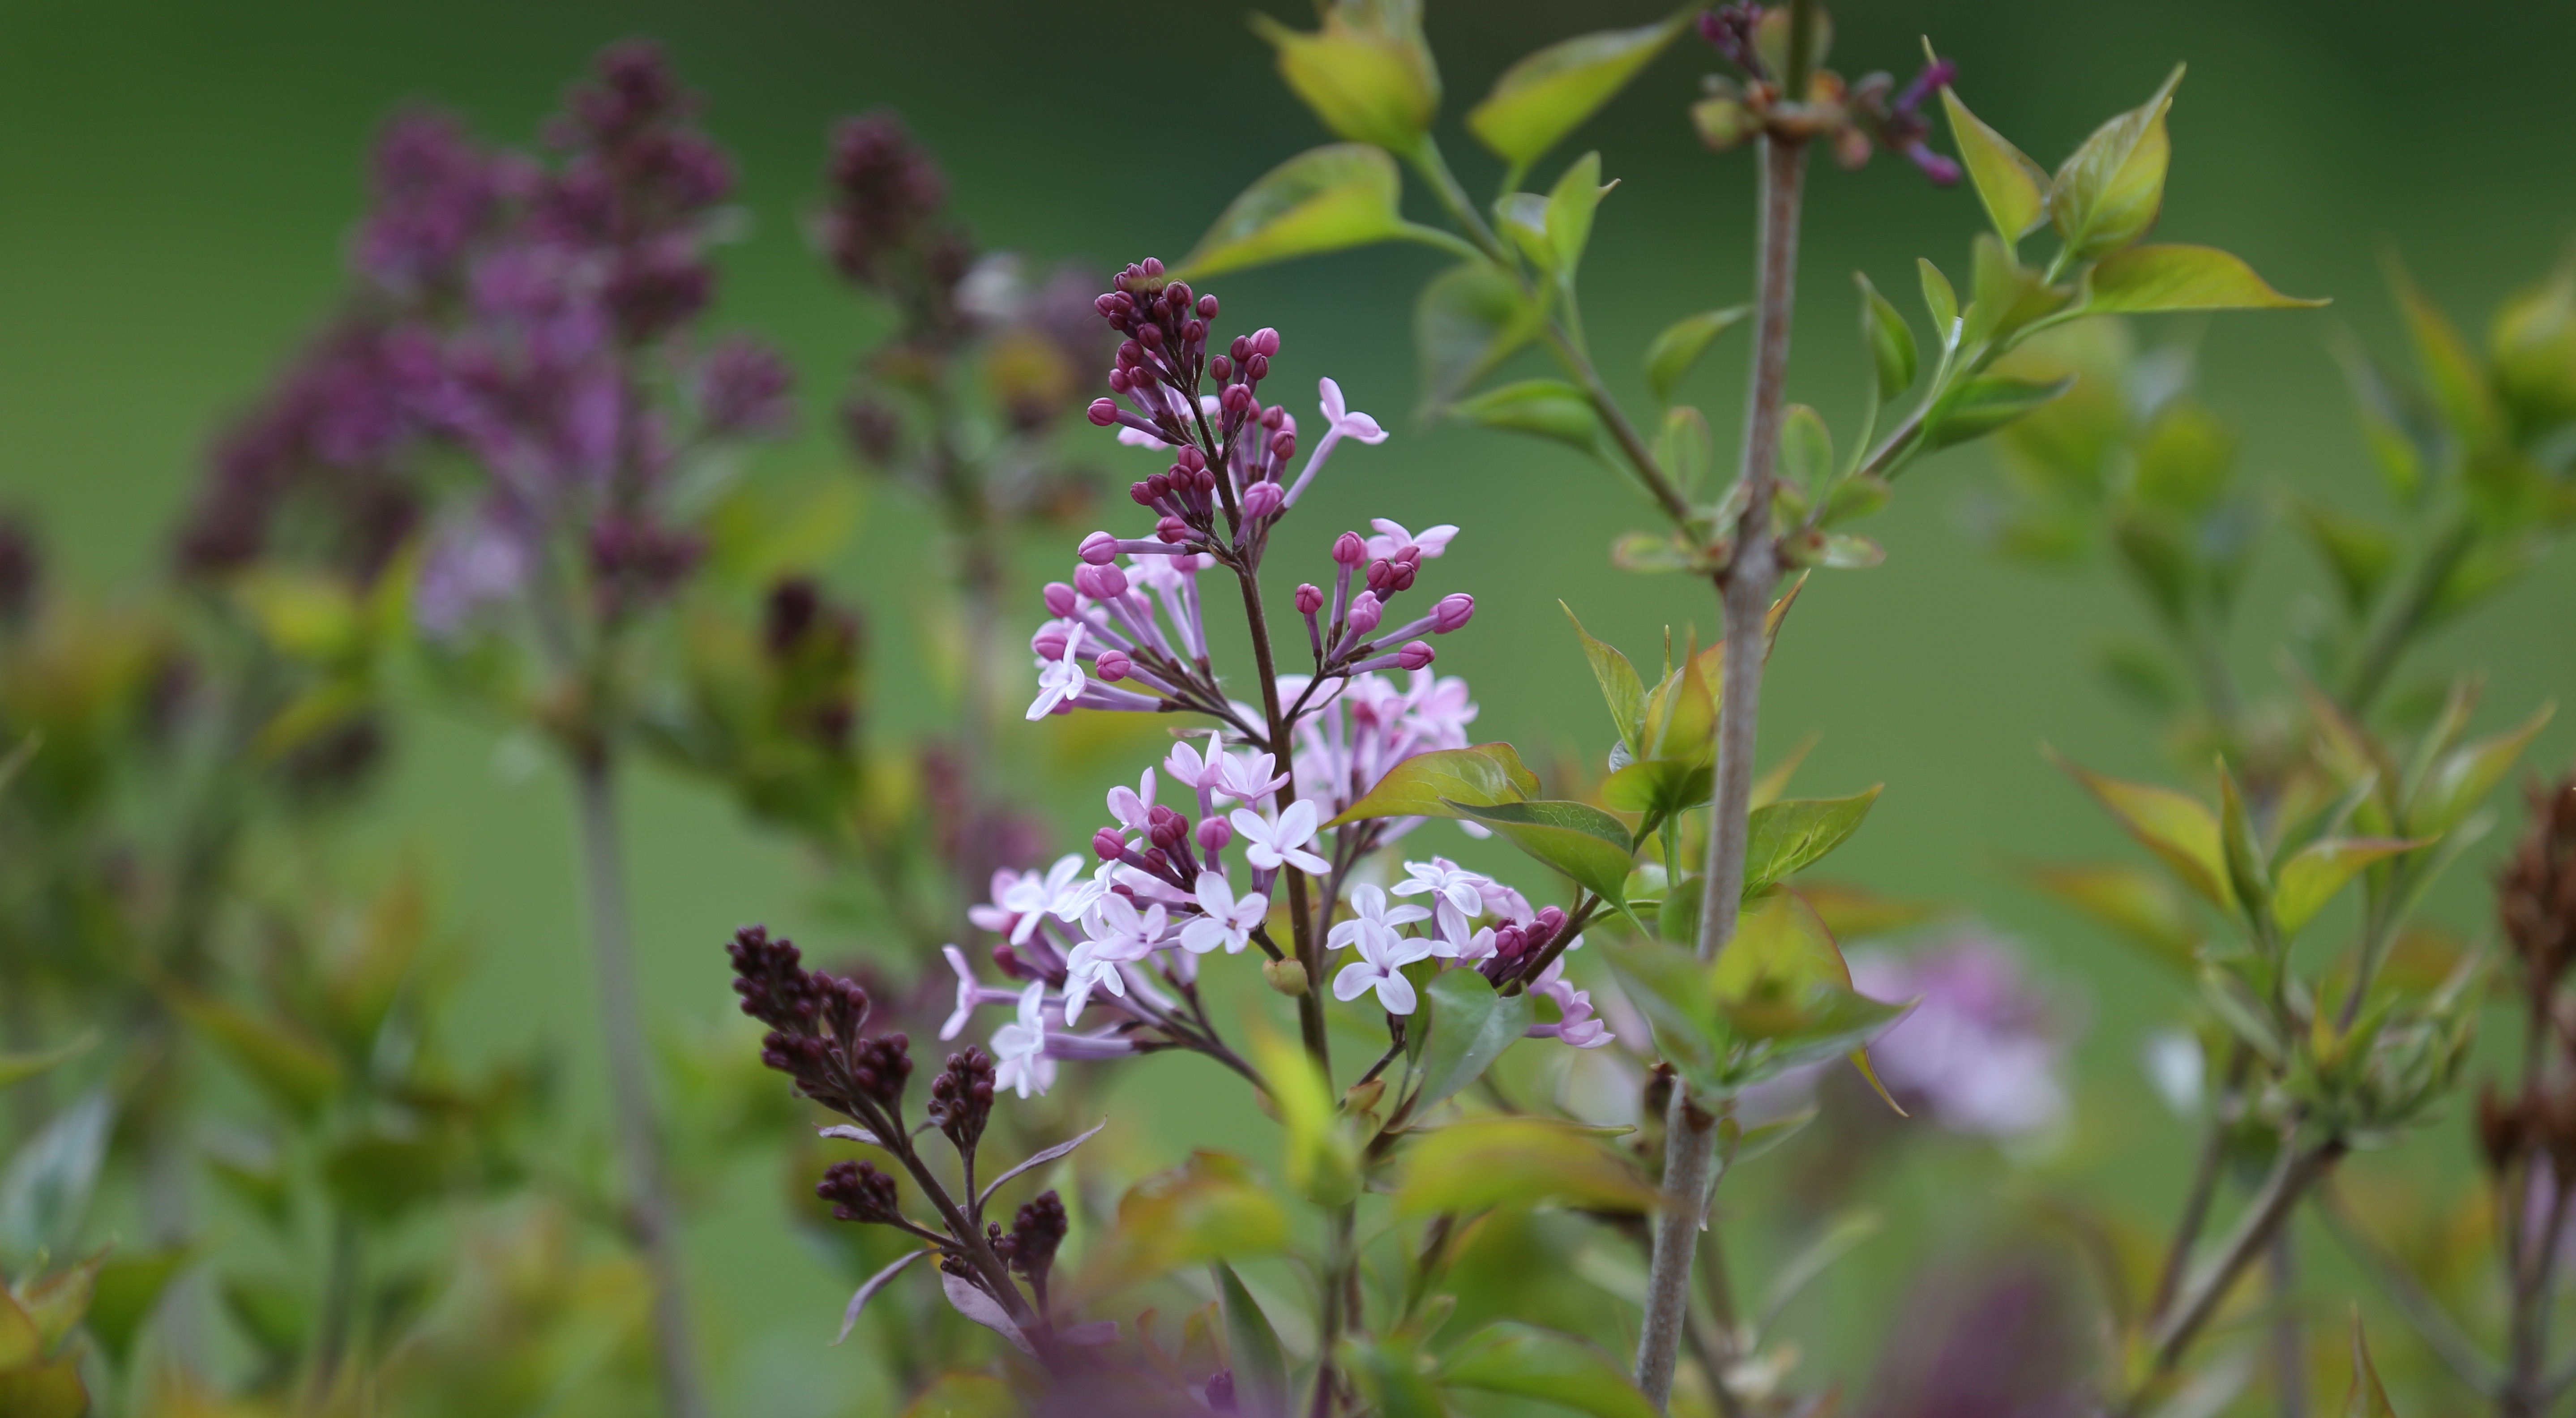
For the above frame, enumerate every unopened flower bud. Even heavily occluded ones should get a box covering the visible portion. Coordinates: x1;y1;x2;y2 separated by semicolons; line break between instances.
1394;640;1435;670
1031;627;1068;659
1148;804;1190;851
1241;481;1284;520
1074;563;1130;599
1210;354;1233;382
1157;515;1192;544
1245;353;1270;381
1095;649;1132;682
1079;530;1119;564
1222;384;1256;417
1263;958;1310;995
1332;531;1366;566
1087;398;1120;427
1346;590;1382;636
1093;827;1127;861
1270;431;1297;461
1174;446;1206;472
1043;581;1078;616
1250;327;1280;358
1197;294;1219;318
1197;816;1233;853
1431;593;1475;632
1295;583;1324;615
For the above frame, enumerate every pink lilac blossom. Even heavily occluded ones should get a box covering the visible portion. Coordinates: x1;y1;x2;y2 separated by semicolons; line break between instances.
1179;874;1268;955
1230;800;1331;876
1844;931;2071;1138
1325;884;1430;957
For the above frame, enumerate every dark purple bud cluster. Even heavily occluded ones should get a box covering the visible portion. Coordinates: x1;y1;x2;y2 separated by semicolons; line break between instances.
927;1047;997;1157
990;1188;1068;1287
354;109;530;299
728;924;914;1119
698;337;795;439
535;40;735;346
2502;777;2576;989
822;111;975;339
762;576;863;751
1093;807;1207;897
1481;905;1571;986
588;513;705;624
0;511;41;629
817;1157;903;1225
1697;5;1768;78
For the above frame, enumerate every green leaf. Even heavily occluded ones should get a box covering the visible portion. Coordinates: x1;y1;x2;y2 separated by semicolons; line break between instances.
1925;374;2076;450
1083;1151;1298;1291
0;1359;86;1418
1395;1118;1660;1217
2344;1314;2398;1418
1251;2;1440;154
173;995;344;1118
1560;605;1646;755
1451;379;1602;451
1656;405;1714;498
1247;1035;1361;1209
1918;257;1960;346
1542;151;1612;280
0;1288;37;1369
0;1091;112;1256
2408;704;2554;837
1643;307;1751;403
2272;837;2422;940
1417;261;1542;412
1446;799;1639;910
0;1033;96;1092
1856;273;1918;401
1179;144;1408;279
2216;764;2273;927
2015;861;2204;973
2388;257;2502;453
2049;749;2233;910
1741;789;1882;897
1496;192;1556;270
1328;743;1538;826
13;1255;101;1358
1780;529;1884;570
1601;757;1710;834
2292;497;2401;616
1341;1336;1446;1418
1939;85;2048;254
1214;1263;1292;1418
2049;65;2182;261
86;1246;193;1367
1963;234;2069;352
1610;530;1722;576
323;1131;459;1224
2490;257;2576;435
1411;971;1535;1117
1440;1322;1658;1418
2082;244;2326;313
1780;404;1833;495
1465;14;1688;169
1604;939;1722;1089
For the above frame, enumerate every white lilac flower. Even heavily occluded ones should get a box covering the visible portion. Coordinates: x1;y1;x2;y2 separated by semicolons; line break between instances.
1025;621;1087;719
967;867;1024;936
1363;517;1458;562
1230;799;1331;875
1210;746;1291;805
1179;872;1268;955
998;854;1097;945
1064;894;1167;1024
939;944;1027;1041
1164;731;1225;793
1106;766;1159;838
992;982;1056;1098
1528;959;1613;1049
1282;377;1388;507
1325;883;1430;957
1332;926;1433;1015
1395;857;1490;916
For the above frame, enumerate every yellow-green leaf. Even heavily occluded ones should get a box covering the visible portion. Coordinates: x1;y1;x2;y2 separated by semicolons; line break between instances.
1078;1151;1294;1295
1394;1118;1660;1217
2408;704;2554;837
1249;1034;1360;1208
173;995;345;1118
1440;1322;1657;1418
1327;743;1536;827
2016;861;2203;972
2048;749;2233;909
2273;837;2423;939
2084;243;2326;313
1856;272;1918;400
2344;1313;2398;1418
2387;256;2502;453
1417;261;1542;412
1251;3;1440;154
1542;152;1612;279
1939;85;2048;253
1741;789;1882;897
1451;379;1602;450
1643;308;1750;403
1466;15;1688;169
2050;65;2183;261
1179;144;1408;279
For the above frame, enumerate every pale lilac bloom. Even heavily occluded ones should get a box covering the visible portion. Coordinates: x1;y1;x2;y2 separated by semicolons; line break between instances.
1332;926;1433;1015
967;867;1025;935
1325;883;1430;957
1478;878;1536;927
1283;377;1389;507
1164;731;1226;792
1284;671;1480;828
999;854;1098;945
1064;894;1166;1023
1211;746;1291;805
1026;621;1088;718
1178;872;1268;955
1846;933;2071;1139
1364;517;1459;562
1394;858;1490;916
1431;915;1495;963
1528;958;1613;1048
940;944;1024;1041
1106;766;1159;837
1230;799;1331;876
992;982;1056;1098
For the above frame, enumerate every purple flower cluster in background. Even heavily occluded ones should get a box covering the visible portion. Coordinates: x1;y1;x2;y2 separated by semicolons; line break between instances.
1847;931;2072;1139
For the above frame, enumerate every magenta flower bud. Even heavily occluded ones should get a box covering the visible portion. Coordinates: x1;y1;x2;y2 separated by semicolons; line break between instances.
1156;515;1192;544
1197;294;1219;318
1043;582;1078;616
1211;354;1234;382
1394;640;1435;670
1230;334;1251;362
1142;257;1165;277
1432;593;1475;632
1221;384;1256;418
1262;405;1287;431
1385;560;1417;593
1332;531;1366;566
1295;582;1325;615
1245;353;1270;381
1241;481;1284;520
1145;472;1173;500
1138;323;1164;349
1031;627;1068;659
1347;590;1383;636
1197;816;1233;853
1087;398;1120;426
1107;367;1132;393
1095;648;1132;682
1270;431;1297;461
1183;319;1207;346
1074;563;1130;599
1148;804;1190;851
1493;925;1527;960
1118;339;1143;365
1129;480;1157;507
1250;327;1280;357
1093;294;1123;319
1175;446;1206;473
1093;827;1127;861
1079;530;1119;565
1365;559;1394;593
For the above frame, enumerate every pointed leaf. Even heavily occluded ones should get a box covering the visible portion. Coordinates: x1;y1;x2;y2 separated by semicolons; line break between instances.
1918;257;1960;346
1940;85;2049;252
0;1034;96;1092
2344;1313;2398;1418
941;1269;1037;1357
1448;799;1639;909
2274;838;2424;940
1605;939;1723;1089
1655;404;1714;497
1180;144;1408;279
2216;764;2273;927
1251;5;1439;153
1451;378;1602;450
2050;65;2183;261
2049;749;2233;909
2292;497;2401;616
1741;789;1882;897
1542;151;1611;279
1925;374;2075;449
1328;743;1538;826
2083;244;2327;313
2016;861;2204;972
1417;261;1542;411
1561;605;1646;756
837;1250;929;1345
1215;1263;1292;1418
1084;1151;1297;1292
1856;272;1918;400
86;1245;194;1366
2388;258;2501;452
1644;308;1751;402
172;994;344;1118
1466;16;1689;168
1964;234;2070;351
979;1120;1108;1209
1440;1322;1658;1418
1412;971;1535;1117
1249;1034;1362;1209
2408;704;2554;837
1394;1118;1660;1217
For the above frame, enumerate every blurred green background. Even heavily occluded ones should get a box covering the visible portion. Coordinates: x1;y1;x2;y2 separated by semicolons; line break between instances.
4;0;2572;1409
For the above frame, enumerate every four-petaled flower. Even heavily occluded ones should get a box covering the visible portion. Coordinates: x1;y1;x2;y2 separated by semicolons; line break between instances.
1064;894;1166;1023
1211;747;1291;805
1229;800;1331;876
1179;872;1268;955
1395;857;1489;916
1164;731;1226;792
992;982;1056;1098
1026;622;1087;718
1531;959;1613;1049
998;853;1100;944
1364;517;1458;562
1326;883;1430;958
1106;766;1159;837
1319;377;1386;447
1333;924;1433;1015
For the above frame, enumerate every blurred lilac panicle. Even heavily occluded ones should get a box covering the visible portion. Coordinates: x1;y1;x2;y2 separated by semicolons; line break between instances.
1858;1247;2095;1418
1845;929;2073;1139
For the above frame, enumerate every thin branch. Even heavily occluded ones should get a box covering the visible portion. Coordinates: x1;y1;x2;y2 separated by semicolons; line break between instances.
2315;1187;2501;1397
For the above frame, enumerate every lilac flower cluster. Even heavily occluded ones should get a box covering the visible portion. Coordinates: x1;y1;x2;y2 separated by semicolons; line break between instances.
919;260;1609;1096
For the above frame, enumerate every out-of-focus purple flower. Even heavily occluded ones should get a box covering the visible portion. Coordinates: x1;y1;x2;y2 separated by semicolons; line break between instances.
1857;1248;2095;1418
697;336;795;437
0;511;41;628
1846;931;2073;1139
352;109;527;297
